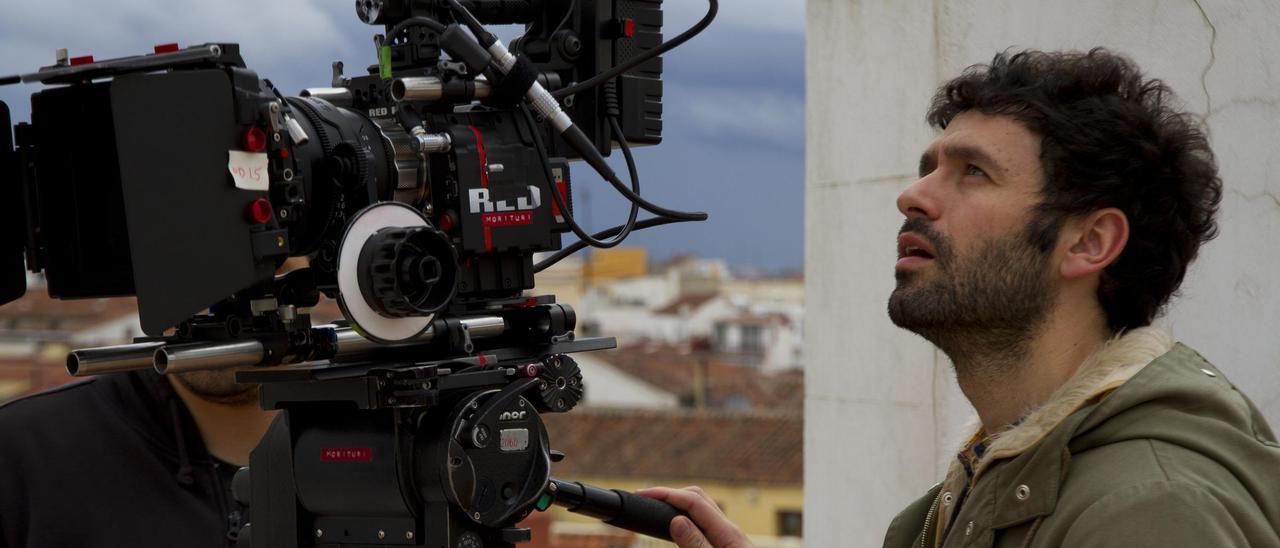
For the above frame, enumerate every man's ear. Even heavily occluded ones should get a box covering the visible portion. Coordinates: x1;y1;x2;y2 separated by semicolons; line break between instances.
1060;208;1129;280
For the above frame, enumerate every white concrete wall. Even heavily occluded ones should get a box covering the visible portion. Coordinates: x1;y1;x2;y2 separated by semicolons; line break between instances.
805;1;1280;546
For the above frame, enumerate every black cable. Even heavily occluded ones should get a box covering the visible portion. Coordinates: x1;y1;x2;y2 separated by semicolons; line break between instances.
552;0;717;99
522;106;636;249
386;16;447;44
606;114;641;242
447;0;497;46
534;217;691;273
526;108;706;272
565;123;706;221
549;0;578;39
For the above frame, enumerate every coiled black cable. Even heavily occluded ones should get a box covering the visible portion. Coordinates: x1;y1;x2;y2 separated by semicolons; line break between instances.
522;105;638;249
534;216;689;273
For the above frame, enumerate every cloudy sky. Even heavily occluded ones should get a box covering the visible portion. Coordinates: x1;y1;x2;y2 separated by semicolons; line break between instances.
0;0;806;272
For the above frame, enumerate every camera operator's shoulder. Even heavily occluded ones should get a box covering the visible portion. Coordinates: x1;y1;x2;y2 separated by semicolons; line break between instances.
0;372;173;460
0;378;108;448
0;378;100;418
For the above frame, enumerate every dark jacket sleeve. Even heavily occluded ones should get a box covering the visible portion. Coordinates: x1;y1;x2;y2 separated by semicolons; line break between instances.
1061;481;1251;547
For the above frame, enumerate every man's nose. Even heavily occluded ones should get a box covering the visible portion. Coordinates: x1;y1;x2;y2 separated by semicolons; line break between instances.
896;175;940;221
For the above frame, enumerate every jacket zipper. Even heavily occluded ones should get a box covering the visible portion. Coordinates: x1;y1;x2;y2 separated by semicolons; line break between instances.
918;488;944;548
208;462;239;546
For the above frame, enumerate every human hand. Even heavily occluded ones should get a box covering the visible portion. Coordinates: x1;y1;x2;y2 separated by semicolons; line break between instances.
635;486;755;548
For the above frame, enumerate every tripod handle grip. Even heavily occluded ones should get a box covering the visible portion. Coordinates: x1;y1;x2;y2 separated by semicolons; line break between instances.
606;488;681;540
548;478;682;541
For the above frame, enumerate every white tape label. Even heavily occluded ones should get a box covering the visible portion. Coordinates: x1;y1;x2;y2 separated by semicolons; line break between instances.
228;150;269;191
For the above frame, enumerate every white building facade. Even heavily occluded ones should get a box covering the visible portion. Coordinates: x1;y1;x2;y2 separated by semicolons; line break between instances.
805;1;1280;546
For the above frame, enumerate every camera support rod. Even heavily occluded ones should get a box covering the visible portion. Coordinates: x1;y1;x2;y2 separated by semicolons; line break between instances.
0;44;238;87
325;315;506;356
64;315;509;377
66;342;167;376
154;315;508;374
155;340;270;375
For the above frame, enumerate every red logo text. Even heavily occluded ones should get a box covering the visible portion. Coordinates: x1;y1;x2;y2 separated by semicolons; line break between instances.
320;447;374;462
482;212;534;227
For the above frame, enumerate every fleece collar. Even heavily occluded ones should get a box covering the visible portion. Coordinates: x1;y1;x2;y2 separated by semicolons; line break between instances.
962;326;1175;482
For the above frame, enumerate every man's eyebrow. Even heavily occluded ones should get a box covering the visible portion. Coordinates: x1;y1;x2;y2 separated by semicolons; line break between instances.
918;149;936;178
941;142;1007;177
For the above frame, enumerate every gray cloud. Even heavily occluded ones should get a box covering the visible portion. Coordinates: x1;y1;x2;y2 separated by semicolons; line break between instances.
0;0;351;64
668;83;804;150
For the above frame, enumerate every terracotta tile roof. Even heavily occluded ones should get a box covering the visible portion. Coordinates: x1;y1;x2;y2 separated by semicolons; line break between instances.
593;345;804;412
715;312;792;327
652;293;720;316
1;287;350;331
0;290;138;333
0;357;79;401
544;408;803;485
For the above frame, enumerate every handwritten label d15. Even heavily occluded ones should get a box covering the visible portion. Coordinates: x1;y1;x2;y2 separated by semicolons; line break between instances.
228;150;269;191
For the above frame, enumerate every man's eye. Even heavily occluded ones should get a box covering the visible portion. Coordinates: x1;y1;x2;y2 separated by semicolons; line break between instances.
964;165;987;177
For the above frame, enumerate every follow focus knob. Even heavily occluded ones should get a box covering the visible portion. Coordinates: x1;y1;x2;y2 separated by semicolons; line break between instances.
359;223;459;318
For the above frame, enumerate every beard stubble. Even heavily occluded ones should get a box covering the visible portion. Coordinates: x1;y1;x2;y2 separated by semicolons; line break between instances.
171;369;260;406
887;217;1056;370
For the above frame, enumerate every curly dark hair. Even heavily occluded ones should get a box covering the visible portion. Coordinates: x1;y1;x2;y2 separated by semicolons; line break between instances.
926;48;1223;333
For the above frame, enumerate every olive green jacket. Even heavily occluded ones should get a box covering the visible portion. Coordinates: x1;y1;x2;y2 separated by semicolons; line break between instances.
883;332;1280;548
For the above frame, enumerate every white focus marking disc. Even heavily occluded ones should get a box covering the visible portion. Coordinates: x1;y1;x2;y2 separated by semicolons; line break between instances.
336;202;433;343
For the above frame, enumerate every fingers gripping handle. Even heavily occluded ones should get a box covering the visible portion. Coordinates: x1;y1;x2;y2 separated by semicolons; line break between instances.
608;489;682;541
549;479;682;541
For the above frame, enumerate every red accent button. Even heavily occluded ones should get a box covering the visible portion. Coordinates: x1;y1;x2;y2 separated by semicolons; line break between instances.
69;55;94;66
624;19;635;37
242;127;268;152
154;43;180;54
550;180;569;219
248;199;273;224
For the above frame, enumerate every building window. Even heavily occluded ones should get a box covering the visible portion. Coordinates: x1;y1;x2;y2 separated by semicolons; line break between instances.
741;324;764;353
723;395;752;411
713;323;729;351
777;510;802;538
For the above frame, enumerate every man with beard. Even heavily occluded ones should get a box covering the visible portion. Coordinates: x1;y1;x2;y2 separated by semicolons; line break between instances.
0;336;277;547
640;49;1280;547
